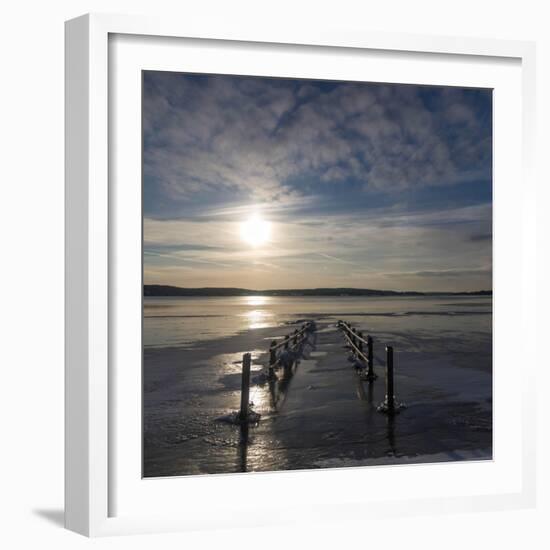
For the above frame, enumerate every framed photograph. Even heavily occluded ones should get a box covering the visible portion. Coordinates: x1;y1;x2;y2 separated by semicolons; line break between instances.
65;13;537;536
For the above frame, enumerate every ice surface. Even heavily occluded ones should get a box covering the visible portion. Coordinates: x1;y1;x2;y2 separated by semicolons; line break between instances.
143;296;492;477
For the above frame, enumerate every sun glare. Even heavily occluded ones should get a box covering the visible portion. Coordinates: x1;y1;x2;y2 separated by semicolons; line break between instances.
240;214;271;247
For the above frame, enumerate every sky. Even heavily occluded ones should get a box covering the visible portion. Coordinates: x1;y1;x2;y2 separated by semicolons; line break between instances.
143;71;492;292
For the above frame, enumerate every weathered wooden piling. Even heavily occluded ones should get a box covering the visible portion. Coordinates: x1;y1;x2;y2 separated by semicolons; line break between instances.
364;335;377;381
239;353;251;422
269;340;277;379
385;346;394;412
377;345;403;413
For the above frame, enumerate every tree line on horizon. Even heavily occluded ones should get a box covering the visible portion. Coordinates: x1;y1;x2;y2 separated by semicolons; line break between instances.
143;285;492;297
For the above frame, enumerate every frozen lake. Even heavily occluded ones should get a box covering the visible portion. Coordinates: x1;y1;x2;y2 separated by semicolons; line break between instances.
143;295;492;477
144;294;492;348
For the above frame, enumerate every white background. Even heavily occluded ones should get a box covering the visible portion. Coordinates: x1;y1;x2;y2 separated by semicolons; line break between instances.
111;33;523;520
0;0;548;548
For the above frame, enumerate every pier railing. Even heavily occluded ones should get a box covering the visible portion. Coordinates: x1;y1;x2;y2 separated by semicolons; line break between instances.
268;322;313;378
337;320;376;381
337;320;404;414
237;319;404;423
238;321;314;423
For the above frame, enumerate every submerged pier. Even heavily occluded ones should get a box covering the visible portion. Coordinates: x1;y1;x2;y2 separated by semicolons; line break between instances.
144;315;492;477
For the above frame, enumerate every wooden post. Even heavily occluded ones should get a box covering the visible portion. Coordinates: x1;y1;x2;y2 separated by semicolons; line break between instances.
269;340;277;379
378;345;403;413
239;353;251;422
385;346;394;412
284;335;290;350
293;329;298;347
366;335;376;380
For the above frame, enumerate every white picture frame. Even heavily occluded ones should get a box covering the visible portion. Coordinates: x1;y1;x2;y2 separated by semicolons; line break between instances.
65;12;537;537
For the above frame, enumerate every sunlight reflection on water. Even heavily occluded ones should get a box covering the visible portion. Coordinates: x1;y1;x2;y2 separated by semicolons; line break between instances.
143;295;491;348
240;296;275;329
241;308;274;329
244;296;271;307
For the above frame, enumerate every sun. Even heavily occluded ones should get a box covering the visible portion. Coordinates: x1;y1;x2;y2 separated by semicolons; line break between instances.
240;214;271;247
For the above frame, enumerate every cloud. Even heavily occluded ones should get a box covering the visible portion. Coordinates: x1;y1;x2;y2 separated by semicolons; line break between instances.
143;73;492;216
384;268;491;279
142;73;492;292
144;243;223;252
143;198;492;291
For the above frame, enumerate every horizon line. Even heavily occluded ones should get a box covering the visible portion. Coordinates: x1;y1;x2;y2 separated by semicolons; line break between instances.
143;284;492;294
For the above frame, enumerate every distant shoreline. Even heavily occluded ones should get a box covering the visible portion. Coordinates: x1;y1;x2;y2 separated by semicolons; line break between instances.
144;285;492;297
